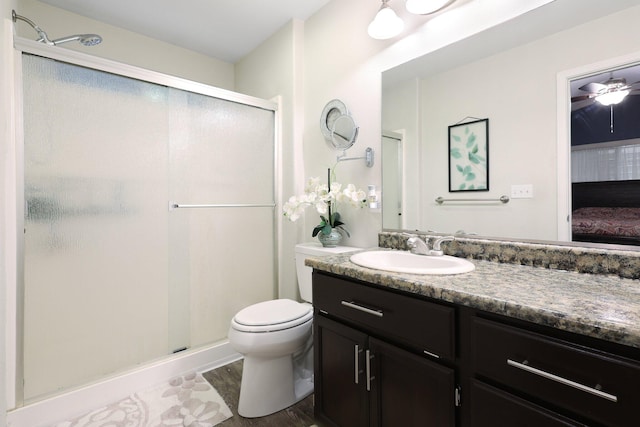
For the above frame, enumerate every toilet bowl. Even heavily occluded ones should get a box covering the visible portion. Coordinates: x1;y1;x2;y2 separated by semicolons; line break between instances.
228;242;358;418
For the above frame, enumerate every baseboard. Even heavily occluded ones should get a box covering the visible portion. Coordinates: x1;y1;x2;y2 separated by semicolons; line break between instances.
7;341;241;427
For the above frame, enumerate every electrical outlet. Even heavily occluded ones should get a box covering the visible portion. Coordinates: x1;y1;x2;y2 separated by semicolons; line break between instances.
511;184;534;199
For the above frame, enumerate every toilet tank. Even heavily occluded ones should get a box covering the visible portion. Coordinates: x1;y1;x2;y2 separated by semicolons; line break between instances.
295;242;358;303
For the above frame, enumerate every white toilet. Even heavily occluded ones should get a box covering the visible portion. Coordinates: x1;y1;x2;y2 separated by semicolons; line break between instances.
228;242;358;418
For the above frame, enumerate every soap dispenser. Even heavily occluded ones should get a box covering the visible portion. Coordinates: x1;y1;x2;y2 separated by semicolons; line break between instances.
368;185;379;209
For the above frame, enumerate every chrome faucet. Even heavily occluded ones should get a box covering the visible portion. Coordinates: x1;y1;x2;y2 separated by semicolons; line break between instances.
430;236;455;256
406;235;430;255
405;234;454;256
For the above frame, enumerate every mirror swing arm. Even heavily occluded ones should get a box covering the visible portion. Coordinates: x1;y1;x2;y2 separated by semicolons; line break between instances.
336;147;375;168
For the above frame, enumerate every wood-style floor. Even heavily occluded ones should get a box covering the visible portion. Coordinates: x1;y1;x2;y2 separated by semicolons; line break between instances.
203;359;317;427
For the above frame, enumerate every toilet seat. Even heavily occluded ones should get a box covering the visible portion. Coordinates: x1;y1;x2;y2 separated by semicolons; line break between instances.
232;299;312;333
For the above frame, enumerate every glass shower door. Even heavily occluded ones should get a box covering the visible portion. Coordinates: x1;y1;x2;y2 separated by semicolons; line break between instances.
167;88;276;351
21;53;276;402
23;55;171;400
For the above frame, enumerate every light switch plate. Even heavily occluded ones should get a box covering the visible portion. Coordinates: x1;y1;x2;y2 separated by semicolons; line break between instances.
511;184;533;198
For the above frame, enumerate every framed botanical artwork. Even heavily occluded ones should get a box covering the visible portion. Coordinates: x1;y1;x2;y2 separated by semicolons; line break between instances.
448;118;489;192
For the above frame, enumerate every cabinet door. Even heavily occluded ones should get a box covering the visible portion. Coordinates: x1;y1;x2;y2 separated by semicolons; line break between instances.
314;315;369;427
369;337;455;427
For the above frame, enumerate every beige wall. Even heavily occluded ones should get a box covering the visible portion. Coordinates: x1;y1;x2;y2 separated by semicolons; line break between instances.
297;0;558;249
2;0;18;422
15;0;235;88
234;20;304;300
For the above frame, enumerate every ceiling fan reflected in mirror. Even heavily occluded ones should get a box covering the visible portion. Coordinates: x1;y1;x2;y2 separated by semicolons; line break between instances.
571;76;640;110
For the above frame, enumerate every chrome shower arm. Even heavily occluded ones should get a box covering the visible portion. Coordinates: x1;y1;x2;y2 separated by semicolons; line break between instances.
12;10;54;45
11;10;102;46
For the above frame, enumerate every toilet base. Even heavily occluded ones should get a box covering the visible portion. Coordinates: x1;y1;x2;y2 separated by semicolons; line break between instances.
237;352;313;418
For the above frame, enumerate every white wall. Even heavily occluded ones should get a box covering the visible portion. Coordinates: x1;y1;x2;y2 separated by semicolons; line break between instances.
382;78;421;229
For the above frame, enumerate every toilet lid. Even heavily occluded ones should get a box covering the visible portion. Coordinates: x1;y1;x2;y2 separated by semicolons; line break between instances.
234;299;311;327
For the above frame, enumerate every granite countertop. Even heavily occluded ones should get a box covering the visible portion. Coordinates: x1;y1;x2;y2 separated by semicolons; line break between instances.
306;249;640;350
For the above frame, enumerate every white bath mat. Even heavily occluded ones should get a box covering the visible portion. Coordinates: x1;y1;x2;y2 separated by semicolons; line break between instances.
53;372;233;427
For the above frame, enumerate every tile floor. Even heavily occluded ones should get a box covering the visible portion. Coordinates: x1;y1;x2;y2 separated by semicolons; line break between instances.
203;359;317;427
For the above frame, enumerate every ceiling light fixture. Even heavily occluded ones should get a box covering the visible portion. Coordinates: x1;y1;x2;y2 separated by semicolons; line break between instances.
368;0;458;39
368;0;404;40
595;90;629;106
405;0;456;15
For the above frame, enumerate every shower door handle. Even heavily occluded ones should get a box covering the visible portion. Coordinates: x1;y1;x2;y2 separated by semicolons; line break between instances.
169;202;275;210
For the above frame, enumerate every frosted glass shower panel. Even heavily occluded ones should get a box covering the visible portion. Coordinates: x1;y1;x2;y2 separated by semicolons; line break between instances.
168;89;276;349
185;208;275;348
169;89;275;204
22;55;170;401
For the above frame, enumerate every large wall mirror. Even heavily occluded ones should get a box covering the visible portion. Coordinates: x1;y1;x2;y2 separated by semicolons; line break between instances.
381;0;640;249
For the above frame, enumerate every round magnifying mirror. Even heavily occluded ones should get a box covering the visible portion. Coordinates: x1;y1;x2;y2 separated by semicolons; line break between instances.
330;114;359;150
320;99;347;142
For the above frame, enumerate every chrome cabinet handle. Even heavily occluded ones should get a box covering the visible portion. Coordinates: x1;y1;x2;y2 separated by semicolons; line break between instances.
366;350;374;392
354;345;361;384
341;300;383;317
423;349;440;359
507;359;618;403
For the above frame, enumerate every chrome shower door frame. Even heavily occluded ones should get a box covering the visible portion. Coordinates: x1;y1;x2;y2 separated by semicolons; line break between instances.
12;36;280;407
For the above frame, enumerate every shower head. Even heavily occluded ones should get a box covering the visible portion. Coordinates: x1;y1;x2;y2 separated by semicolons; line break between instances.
12;10;102;47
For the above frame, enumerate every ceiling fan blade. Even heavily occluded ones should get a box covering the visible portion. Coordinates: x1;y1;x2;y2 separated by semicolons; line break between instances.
571;94;593;102
579;82;606;93
571;98;595;111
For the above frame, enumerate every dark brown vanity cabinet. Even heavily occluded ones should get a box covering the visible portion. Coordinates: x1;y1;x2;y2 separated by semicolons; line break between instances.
312;272;456;427
470;316;640;427
312;270;640;427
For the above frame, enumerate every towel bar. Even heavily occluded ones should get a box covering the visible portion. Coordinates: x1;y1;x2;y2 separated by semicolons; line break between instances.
435;195;510;204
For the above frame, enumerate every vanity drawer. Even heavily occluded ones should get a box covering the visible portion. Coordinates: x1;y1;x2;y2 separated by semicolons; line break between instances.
470;379;587;427
312;272;455;359
472;317;640;427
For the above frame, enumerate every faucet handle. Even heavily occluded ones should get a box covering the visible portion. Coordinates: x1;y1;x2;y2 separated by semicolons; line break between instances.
402;232;419;247
432;235;455;252
406;235;420;247
433;235;455;249
403;233;430;255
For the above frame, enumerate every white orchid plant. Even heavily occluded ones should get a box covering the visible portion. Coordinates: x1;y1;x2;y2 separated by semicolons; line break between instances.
283;172;367;238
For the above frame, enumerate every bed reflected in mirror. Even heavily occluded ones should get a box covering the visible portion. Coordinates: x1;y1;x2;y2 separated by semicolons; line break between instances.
570;63;640;246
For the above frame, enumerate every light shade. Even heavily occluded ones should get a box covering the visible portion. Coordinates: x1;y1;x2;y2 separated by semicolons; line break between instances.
596;90;629;106
406;0;453;15
368;4;404;40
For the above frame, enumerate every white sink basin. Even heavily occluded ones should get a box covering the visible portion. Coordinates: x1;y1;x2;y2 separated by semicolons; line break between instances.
350;250;475;275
